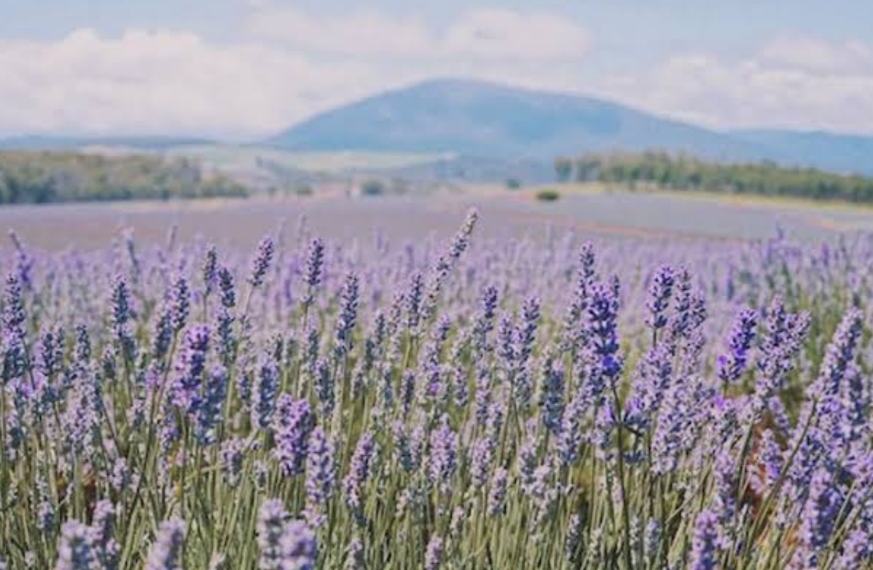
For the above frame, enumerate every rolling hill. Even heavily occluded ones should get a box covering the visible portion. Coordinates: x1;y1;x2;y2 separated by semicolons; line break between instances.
0;135;213;151
265;78;873;175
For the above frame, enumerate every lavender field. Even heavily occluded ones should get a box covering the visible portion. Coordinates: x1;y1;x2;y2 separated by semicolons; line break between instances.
1;201;873;570
3;188;873;252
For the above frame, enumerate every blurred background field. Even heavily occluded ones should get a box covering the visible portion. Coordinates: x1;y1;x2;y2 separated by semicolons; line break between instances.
5;182;873;252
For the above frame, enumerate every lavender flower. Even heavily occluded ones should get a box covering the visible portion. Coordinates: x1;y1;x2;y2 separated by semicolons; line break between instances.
472;285;499;354
469;437;493;489
169;276;190;333
314;358;334;418
251;357;279;430
304;427;335;525
55;521;96;570
557;393;584;466
429;416;458;492
258;500;289;570
424;535;444;570
584;282;623;404
474;369;491;427
689;510;719;570
405;273;424;331
151;305;174;362
36;325;64;379
145;519;185;570
343;432;378;520
202;245;218;297
669;267;693;346
92;500;120;570
487;467;509;517
221;438;247;487
344;537;364;570
562;242;596;351
717;307;757;386
646;265;674;333
273;395;313;477
813;308;863;399
418;209;477;324
171;325;210;413
516;295;540;367
632;344;672;422
538;352;565;434
713;448;738;543
792;468;842;569
195;365;228;445
249;236;275;288
218;266;236;308
2;273;28;383
303;237;325;306
565;514;583;563
109;274;136;360
279;522;317;570
334;272;360;357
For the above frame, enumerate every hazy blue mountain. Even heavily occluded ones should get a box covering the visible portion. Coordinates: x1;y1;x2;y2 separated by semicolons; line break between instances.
729;130;873;174
0;135;213;151
266;79;757;160
265;78;873;175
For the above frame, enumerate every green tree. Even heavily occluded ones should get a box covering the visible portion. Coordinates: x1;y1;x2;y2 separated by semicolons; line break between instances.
554;157;573;182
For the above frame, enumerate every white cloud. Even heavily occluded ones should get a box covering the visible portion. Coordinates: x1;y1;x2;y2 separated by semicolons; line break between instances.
598;36;873;133
758;35;872;75
0;29;385;137
443;9;591;61
244;8;432;58
244;7;590;61
1;21;871;138
0;8;592;137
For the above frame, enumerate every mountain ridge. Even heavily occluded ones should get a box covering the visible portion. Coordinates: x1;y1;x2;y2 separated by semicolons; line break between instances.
264;78;873;175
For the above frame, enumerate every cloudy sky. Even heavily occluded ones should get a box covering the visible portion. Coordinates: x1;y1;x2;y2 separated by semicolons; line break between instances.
1;0;872;139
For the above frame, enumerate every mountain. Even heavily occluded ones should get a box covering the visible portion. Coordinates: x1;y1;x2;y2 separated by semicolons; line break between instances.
0;135;213;151
266;79;755;160
729;130;873;175
265;78;873;175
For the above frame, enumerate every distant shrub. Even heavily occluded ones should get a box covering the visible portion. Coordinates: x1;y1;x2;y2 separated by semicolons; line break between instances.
572;150;873;204
536;188;560;201
361;179;386;196
0;150;249;205
294;184;314;197
506;178;522;190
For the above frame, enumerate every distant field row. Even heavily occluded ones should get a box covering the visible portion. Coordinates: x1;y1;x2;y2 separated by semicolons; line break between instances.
162;144;451;173
4;184;873;251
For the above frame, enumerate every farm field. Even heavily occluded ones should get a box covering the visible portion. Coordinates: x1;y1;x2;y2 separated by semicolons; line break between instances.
164;145;451;174
1;188;873;568
3;185;873;252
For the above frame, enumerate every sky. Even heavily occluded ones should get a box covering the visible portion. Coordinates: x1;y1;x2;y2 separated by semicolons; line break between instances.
1;0;872;139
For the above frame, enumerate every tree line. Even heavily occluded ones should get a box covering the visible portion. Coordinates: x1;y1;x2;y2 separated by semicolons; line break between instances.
554;151;873;203
0;151;248;205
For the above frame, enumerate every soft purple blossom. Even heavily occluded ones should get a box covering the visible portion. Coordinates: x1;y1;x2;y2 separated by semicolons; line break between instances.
273;395;313;477
428;416;458;492
145;519;185;570
424;535;444;570
54;521;96;570
343;432;378;520
304;427;335;526
171;325;210;413
646;265;674;333
249;236;276;288
689;510;719;570
717;307;757;386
